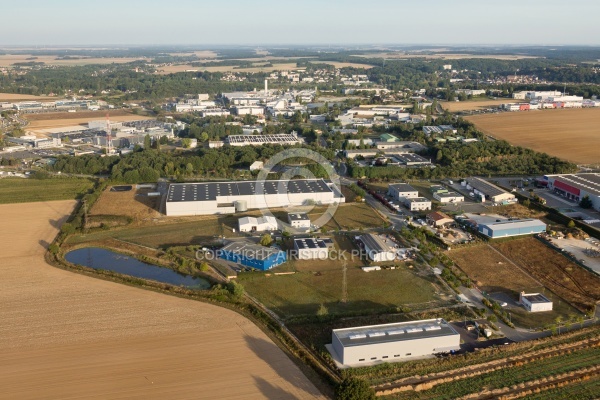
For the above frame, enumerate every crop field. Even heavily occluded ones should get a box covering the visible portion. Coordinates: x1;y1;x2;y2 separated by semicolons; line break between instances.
493;237;600;313
0;54;147;67
90;186;161;221
238;263;439;318
0;92;59;101
0;200;324;399
0;177;94;204
354;52;539;60
441;98;526;112
319;61;374;69
466;108;600;165
155;62;302;74
24;110;151;134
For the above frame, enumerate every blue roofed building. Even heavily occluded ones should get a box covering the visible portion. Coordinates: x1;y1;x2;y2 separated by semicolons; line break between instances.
218;241;287;270
460;213;546;239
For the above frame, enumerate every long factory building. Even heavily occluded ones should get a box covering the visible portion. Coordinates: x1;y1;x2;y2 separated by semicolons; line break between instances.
545;173;600;211
165;178;345;216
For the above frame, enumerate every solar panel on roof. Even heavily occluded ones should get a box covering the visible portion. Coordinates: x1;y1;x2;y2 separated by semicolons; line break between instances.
349;334;367;340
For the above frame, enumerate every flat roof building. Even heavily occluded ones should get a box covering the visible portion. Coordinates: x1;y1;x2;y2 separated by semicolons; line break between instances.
394;153;431;166
166;179;344;216
520;291;553;312
293;237;330;260
329;318;460;366
219;242;286;271
360;233;396;262
288;212;311;231
433;191;464;204
545;173;600;211
462;213;546;238
466;177;516;203
404;197;432;211
388;183;418;201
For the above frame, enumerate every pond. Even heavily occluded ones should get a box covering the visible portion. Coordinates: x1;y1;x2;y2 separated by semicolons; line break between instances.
65;247;210;290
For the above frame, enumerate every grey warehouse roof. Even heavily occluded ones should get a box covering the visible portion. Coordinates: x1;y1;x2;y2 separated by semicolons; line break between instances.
466;177;507;197
334;319;458;347
293;237;328;249
360;233;394;253
389;183;417;192
167;179;332;203
549;173;600;197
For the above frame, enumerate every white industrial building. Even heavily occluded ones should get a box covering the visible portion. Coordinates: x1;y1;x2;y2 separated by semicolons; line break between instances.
465;177;516;203
404;197;432;211
288;212;311;231
433;191;464;203
238;216;279;233
520;292;553;312
249;161;264;171
165;179;345;216
360;233;396;262
293;237;330;260
388;183;418;201
329;319;460;366
545;173;600;212
234;106;265;115
201;108;231;117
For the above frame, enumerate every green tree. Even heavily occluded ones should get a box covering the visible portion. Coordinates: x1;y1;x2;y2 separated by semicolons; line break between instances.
487;314;498;323
259;234;273;247
143;134;151;150
335;377;376;400
182;138;192;148
60;222;75;235
227;281;244;299
580;195;593;209
567;220;576;229
522;199;531;208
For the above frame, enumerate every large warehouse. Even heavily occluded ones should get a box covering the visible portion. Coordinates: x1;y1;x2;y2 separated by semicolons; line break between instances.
465;177;516;204
545;173;600;211
359;233;396;262
218;242;286;270
329;319;460;366
238;216;278;233
461;213;546;238
165;179;344;216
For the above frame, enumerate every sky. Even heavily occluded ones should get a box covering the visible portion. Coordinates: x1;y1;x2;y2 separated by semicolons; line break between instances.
1;0;598;46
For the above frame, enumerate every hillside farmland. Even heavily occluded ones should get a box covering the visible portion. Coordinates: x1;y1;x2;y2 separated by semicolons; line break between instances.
466;108;600;165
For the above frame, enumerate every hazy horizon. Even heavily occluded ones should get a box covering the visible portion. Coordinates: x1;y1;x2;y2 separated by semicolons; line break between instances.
1;0;598;47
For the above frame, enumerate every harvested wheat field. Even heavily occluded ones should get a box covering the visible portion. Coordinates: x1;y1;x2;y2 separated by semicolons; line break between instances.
91;186;161;221
441;99;525;112
0;201;324;399
467;108;600;165
0;93;61;102
156;63;302;75
25;110;152;135
0;54;147;67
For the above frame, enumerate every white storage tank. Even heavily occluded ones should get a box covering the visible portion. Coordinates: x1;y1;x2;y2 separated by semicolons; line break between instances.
235;200;248;212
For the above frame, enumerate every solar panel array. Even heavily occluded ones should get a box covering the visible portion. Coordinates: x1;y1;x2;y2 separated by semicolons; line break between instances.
167;179;332;203
227;134;300;145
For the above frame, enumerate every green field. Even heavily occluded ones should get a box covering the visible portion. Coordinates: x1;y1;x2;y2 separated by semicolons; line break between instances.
0;177;94;204
238;266;439;317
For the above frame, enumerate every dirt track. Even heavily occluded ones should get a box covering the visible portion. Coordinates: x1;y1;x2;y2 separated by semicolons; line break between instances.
0;201;324;399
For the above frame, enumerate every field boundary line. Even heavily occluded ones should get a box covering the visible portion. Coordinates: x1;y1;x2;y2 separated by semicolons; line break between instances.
485;244;543;287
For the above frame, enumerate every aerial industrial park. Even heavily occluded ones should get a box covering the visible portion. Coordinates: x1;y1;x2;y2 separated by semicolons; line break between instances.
1;2;600;399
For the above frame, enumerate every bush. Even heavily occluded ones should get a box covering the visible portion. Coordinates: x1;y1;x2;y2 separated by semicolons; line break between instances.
335;377;375;400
